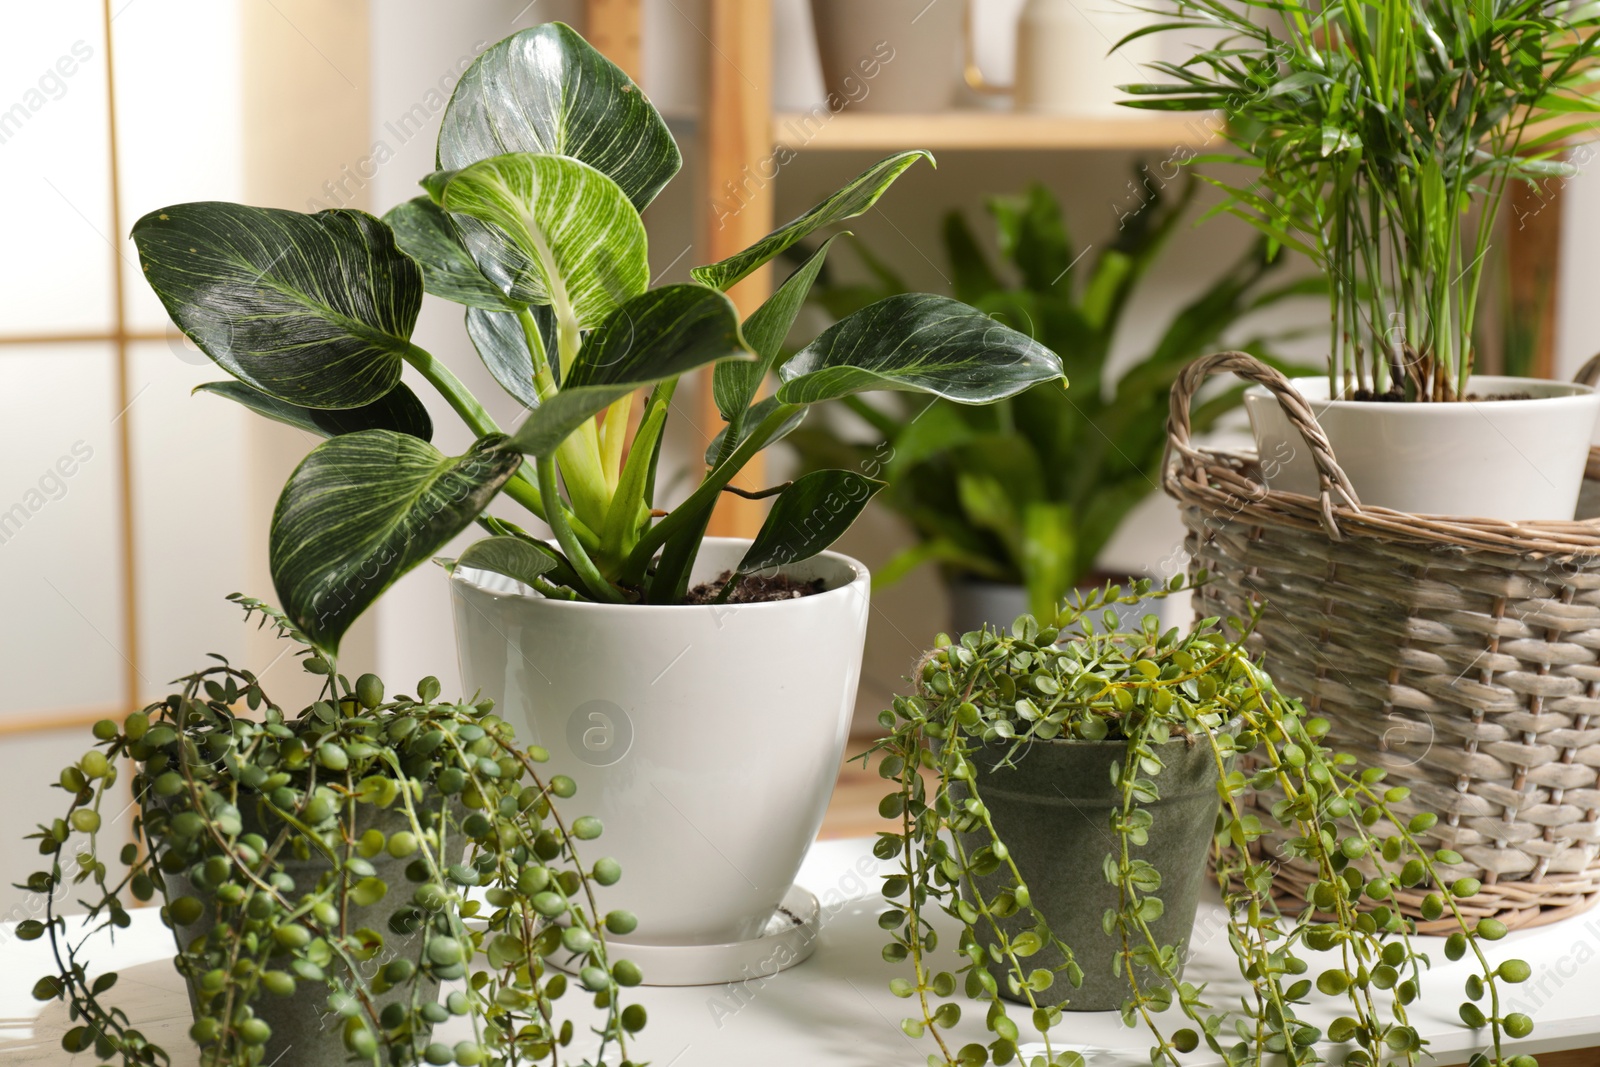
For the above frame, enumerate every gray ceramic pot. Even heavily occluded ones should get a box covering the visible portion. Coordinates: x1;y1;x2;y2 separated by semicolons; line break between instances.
160;801;462;1066
947;579;1157;638
955;732;1223;1011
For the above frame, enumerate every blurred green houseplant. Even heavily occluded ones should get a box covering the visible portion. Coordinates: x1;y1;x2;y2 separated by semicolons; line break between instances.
790;178;1315;617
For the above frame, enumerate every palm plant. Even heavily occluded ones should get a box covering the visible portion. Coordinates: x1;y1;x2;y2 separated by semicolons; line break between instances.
1122;0;1600;400
789;177;1315;617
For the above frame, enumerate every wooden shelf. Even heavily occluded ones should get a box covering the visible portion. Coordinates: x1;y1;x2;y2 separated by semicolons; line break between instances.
772;109;1220;152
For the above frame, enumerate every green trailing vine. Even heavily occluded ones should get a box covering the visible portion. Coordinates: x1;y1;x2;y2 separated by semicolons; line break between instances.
868;582;1537;1067
20;597;642;1067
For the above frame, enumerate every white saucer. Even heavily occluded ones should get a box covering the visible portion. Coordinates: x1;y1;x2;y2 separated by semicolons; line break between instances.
559;885;822;987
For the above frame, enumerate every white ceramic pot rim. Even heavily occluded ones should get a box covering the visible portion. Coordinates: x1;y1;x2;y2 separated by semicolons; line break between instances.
1247;375;1597;411
448;538;870;616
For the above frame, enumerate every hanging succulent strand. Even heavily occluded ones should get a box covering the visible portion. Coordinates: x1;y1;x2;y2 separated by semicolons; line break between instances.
871;581;1537;1067
23;597;644;1067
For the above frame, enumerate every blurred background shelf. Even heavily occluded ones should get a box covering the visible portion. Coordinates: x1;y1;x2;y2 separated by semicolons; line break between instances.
772;109;1217;151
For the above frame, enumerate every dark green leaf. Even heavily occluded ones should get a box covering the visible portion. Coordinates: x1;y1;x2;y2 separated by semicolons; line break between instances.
194;380;433;441
692;151;931;292
943;210;1003;305
478;516;584;590
270;431;521;652
509;284;750;457
704;395;808;465
713;234;843;423
737;469;885;574
566;284;748;388
443;535;558;588
436;23;681;211
427;153;648;326
776;293;1064;405
132;203;421;408
383;196;522;311
466;305;556;410
989;183;1075;293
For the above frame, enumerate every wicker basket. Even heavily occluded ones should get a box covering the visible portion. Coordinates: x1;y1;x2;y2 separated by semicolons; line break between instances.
1165;351;1600;933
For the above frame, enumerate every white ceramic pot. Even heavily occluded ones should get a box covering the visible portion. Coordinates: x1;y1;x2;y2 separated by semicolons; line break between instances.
449;538;869;948
810;0;964;113
1013;0;1158;116
1244;376;1600;520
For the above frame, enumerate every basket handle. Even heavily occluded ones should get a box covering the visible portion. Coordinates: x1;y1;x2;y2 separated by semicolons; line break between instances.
1167;351;1362;537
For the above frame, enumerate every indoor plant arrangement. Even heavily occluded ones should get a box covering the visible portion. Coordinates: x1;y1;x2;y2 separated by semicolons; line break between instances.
1123;0;1600;519
789;177;1314;625
869;586;1539;1067
131;22;1064;962
21;598;640;1067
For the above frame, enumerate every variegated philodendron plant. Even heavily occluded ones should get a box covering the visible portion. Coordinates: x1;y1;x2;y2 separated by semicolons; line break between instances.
132;22;1066;656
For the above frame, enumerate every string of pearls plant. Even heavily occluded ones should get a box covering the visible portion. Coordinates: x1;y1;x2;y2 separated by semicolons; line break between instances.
22;597;642;1067
867;582;1538;1067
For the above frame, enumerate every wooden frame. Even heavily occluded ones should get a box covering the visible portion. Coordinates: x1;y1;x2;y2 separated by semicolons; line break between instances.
1;0;375;735
699;0;776;537
0;0;145;733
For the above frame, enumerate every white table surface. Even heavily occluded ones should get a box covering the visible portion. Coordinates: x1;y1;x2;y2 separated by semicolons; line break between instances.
2;838;1598;1065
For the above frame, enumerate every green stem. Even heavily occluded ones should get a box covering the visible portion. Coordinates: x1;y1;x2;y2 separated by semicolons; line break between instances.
712;571;743;605
894;724;958;1066
541;309;613;531
517;312;608;542
537;455;624;603
621;402;801;586
647;505;715;605
555;437;614;533
405;342;496;436
517;309;559;400
510;475;601;551
403;341;601;550
641;378;676;509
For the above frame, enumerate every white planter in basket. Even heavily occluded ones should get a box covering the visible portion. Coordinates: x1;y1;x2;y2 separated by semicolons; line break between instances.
1245;375;1600;521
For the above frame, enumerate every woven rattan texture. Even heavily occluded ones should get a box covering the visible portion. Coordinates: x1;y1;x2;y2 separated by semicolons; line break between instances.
1166;353;1600;932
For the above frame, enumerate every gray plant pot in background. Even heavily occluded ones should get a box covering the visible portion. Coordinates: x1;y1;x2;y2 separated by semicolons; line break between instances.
810;0;964;113
954;732;1223;1011
947;579;1159;638
160;802;463;1067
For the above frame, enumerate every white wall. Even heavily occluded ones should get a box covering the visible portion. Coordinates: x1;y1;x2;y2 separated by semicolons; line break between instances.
1557;167;1600;380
